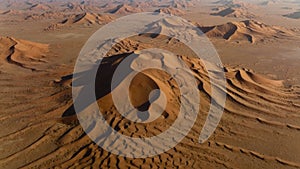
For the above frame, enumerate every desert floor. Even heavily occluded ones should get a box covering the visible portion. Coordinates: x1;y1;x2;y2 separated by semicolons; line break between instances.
0;0;300;168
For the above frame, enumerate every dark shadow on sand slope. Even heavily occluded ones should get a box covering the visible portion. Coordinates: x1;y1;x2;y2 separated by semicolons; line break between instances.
61;52;131;123
61;52;160;125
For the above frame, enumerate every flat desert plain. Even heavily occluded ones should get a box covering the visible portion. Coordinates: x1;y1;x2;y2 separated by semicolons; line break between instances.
0;0;300;168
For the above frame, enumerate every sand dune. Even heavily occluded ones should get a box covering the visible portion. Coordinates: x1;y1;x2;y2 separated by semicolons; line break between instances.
33;36;300;168
283;12;300;19
211;7;255;18
25;11;65;20
154;7;185;16
168;0;194;8
45;12;114;30
60;2;102;13
0;37;49;71
1;9;22;15
60;2;86;12
200;20;294;43
28;4;52;12
0;29;300;169
43;22;299;166
1;1;300;168
100;2;122;10
107;4;143;15
2;1;105;13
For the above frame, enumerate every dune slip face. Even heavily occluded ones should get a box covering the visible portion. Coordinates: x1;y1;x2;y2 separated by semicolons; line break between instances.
0;37;49;71
45;12;114;31
198;19;296;44
0;0;300;169
1;33;300;168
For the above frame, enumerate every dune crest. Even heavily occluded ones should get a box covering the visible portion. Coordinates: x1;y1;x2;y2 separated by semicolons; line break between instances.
211;7;255;18
154;7;185;16
0;37;49;71
0;32;300;168
60;1;102;13
28;3;52;12
1;9;22;15
45;12;114;30
168;0;193;8
107;4;143;14
1;1;300;168
200;20;294;43
227;68;285;89
52;36;300;168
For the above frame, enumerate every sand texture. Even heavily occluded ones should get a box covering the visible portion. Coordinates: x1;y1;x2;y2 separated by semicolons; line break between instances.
0;0;300;168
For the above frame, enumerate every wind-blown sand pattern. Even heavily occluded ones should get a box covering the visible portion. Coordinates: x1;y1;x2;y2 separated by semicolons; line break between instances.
0;0;300;168
0;32;300;168
200;20;294;43
0;37;49;71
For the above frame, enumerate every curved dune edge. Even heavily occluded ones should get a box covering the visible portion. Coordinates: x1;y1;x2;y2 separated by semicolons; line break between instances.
211;7;255;18
1;9;22;15
28;3;52;11
106;4;143;15
199;20;294;43
45;12;114;30
0;37;49;71
0;35;299;168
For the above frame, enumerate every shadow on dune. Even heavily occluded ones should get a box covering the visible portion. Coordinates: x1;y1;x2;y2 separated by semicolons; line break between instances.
61;52;131;124
61;52;158;124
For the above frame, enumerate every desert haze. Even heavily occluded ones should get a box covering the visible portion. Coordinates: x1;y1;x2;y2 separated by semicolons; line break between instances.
0;0;300;168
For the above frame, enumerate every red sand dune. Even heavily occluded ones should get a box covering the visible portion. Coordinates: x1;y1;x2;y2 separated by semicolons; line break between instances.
200;20;294;43
45;12;114;30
